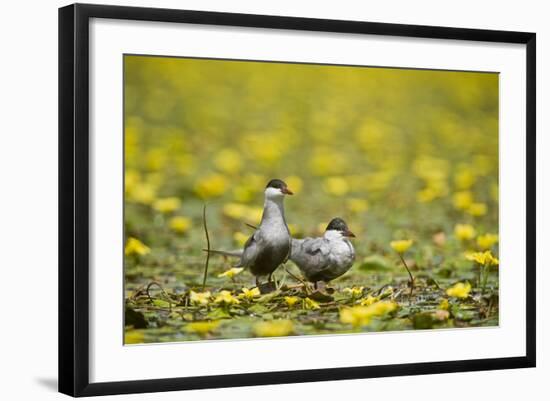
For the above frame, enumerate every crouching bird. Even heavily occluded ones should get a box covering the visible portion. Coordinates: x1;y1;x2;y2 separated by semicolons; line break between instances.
290;217;356;289
205;179;293;290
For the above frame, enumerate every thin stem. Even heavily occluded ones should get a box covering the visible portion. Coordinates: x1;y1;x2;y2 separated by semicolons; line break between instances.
477;263;482;288
481;263;489;295
398;253;415;299
285;267;308;287
202;204;211;291
285;268;312;295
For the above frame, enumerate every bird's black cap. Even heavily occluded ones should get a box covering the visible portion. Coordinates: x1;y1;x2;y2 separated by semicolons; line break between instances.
326;217;349;232
326;217;355;237
266;179;288;189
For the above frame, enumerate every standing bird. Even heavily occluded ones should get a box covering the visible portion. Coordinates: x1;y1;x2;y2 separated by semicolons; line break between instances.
290;218;356;289
206;179;293;289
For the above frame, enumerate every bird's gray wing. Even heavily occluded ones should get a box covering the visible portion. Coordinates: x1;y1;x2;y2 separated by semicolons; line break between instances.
302;237;331;257
291;237;331;277
237;229;265;267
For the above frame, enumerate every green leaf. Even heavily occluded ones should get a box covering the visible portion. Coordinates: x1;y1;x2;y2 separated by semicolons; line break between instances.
257;290;281;303
357;255;394;271
412;312;435;329
152;299;171;308
207;308;232;319
247;304;270;314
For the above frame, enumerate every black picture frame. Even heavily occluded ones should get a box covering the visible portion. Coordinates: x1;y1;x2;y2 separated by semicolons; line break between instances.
59;3;536;397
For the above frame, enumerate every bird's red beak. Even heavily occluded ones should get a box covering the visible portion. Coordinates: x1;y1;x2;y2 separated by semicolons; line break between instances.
282;187;294;195
344;230;356;238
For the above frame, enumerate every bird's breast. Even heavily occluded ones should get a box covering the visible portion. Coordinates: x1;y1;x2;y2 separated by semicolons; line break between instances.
329;240;355;265
261;220;290;241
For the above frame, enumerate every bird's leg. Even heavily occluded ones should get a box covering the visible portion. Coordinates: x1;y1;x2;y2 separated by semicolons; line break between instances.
258;276;277;294
255;276;260;288
268;272;273;283
308;281;334;302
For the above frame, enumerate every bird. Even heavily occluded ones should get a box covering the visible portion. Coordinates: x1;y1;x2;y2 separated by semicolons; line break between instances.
205;179;294;289
290;217;356;289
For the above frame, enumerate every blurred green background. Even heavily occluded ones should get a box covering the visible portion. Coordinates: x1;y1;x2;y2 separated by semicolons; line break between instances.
124;55;499;343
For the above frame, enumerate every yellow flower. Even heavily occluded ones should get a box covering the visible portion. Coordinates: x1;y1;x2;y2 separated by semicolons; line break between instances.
346;198;369;213
454;224;476;241
127;182;157;204
465;250;499;266
124;330;144;344
418;178;449;202
145;172;164;188
446;282;472;299
304;297;321;310
467;202;488;217
185;321;220;336
323;176;350;196
454;169;476;190
360;295;379;306
125;169;141;192
284;175;303;194
453;191;473;210
343;287;364;298
438;298;450;310
240;287;261;300
222;203;263;224
214;290;240;305
284;296;300;307
233;231;249;247
309;148;346;176
189;290;211;306
145;148;168;171
168;216;192;234
222;203;248;220
339;307;368;328
253;320;294;337
390;239;413;254
485;251;499;265
243;134;286;164
214;148;242;174
477;233;499;250
124;237;151;256
194;174;228;199
152;197;181;213
340;301;397;328
232;184;255;203
412;156;450;181
416;187;438;203
368;300;398;316
217;267;244;279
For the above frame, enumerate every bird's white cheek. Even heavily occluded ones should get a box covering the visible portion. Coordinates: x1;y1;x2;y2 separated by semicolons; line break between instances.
265;187;284;199
324;230;343;241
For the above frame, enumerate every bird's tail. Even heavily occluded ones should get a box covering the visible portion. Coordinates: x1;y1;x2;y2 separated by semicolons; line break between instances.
202;248;243;258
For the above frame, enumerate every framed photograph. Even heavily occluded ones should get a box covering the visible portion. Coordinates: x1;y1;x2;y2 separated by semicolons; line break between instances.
59;3;536;397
